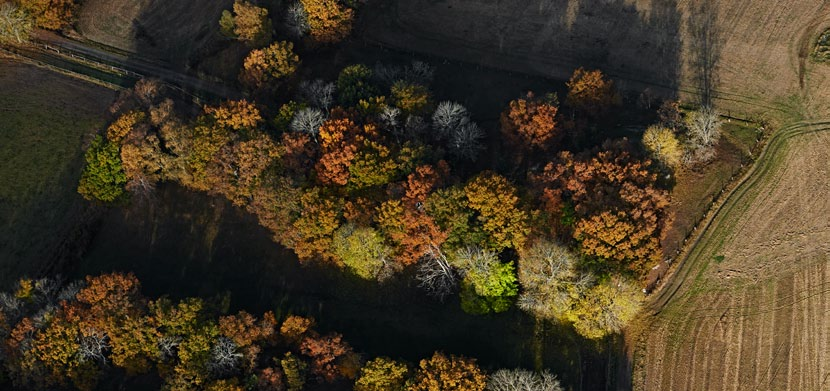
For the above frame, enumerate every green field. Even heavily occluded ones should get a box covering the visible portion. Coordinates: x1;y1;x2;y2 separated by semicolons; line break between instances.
0;59;115;285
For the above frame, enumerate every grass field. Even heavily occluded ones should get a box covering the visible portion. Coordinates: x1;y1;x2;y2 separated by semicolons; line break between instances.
0;59;115;286
632;120;830;390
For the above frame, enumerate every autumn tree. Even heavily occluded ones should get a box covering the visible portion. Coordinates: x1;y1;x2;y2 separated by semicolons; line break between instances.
376;199;447;266
219;0;272;45
450;246;518;315
642;125;682;169
500;92;560;152
0;2;32;44
566;278;642;339
337;64;379;106
408;352;486;391
391;81;430;115
241;41;300;88
330;224;390;280
106;110;146;143
78;136;127;203
300;333;354;382
534;147;668;274
17;0;76;30
205;100;263;131
291;188;342;260
300;0;354;43
464;172;530;251
565;68;618;117
423;187;484;254
487;369;563;391
355;357;409;391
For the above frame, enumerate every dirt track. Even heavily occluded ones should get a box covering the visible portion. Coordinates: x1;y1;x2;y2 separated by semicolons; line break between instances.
632;121;830;390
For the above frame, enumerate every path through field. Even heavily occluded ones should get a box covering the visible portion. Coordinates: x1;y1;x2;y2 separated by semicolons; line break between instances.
633;121;830;390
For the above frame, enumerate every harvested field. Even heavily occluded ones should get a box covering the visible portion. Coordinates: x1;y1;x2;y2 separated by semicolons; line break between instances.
361;0;830;119
0;59;115;285
633;121;830;390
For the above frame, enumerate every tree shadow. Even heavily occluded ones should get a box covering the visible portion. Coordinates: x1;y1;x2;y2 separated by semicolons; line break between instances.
686;0;722;107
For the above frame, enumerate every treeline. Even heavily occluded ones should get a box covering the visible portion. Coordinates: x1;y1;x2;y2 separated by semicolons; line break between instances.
0;274;562;391
75;0;725;341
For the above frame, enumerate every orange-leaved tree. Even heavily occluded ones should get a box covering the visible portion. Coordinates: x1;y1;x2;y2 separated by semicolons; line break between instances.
565;67;618;118
500;92;560;152
300;0;354;44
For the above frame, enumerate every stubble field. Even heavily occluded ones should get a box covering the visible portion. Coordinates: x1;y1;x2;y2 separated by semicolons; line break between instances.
632;121;830;390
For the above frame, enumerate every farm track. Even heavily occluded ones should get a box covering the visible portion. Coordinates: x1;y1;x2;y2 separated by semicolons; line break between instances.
633;119;830;391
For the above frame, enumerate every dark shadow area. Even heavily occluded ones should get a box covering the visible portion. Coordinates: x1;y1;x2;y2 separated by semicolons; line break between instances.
361;0;682;97
687;0;722;107
69;184;604;390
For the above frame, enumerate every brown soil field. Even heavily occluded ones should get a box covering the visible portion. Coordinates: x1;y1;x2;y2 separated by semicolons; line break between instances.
0;58;115;286
361;0;830;120
632;121;830;390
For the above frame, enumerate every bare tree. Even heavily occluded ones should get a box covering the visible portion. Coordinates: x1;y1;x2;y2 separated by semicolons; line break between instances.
487;369;563;391
416;245;458;300
290;107;327;142
403;61;435;85
0;2;32;45
207;337;243;376
432;101;470;140
0;292;23;320
517;240;592;320
284;2;309;38
449;122;485;161
299;79;336;110
687;106;722;147
32;278;60;306
404;115;428;138
157;335;182;362
379;106;402;133
78;328;109;364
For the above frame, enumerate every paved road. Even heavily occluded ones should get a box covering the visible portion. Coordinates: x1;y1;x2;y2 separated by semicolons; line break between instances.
30;30;240;100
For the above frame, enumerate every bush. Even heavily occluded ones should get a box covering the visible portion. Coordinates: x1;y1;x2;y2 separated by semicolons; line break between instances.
78;136;127;203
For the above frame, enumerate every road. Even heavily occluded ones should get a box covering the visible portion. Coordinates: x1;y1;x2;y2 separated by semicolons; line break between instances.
27;30;240;100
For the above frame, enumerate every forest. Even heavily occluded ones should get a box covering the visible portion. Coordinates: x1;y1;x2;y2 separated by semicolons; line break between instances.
0;0;740;390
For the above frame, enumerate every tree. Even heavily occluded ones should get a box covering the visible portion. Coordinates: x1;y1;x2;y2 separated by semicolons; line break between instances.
241;41;300;88
300;0;354;44
284;1;309;38
331;224;390;280
355;357;409;391
500;92;560;152
299;79;336;110
78;136;127;203
17;0;75;30
565;68;617;117
534;147;668;275
486;369;562;391
684;106;722;164
408;352;486;391
291;188;342;260
220;0;272;45
337;64;379;106
464;172;529;251
376;199;447;266
416;245;458;300
205;100;262;131
300;333;354;382
431;101;469;140
451;247;518;315
290;107;326;141
566;278;642;339
391;81;430;115
516;240;592;321
281;352;307;391
424;187;486;253
449;122;485;161
0;2;33;44
106;110;146;143
642;125;682;169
